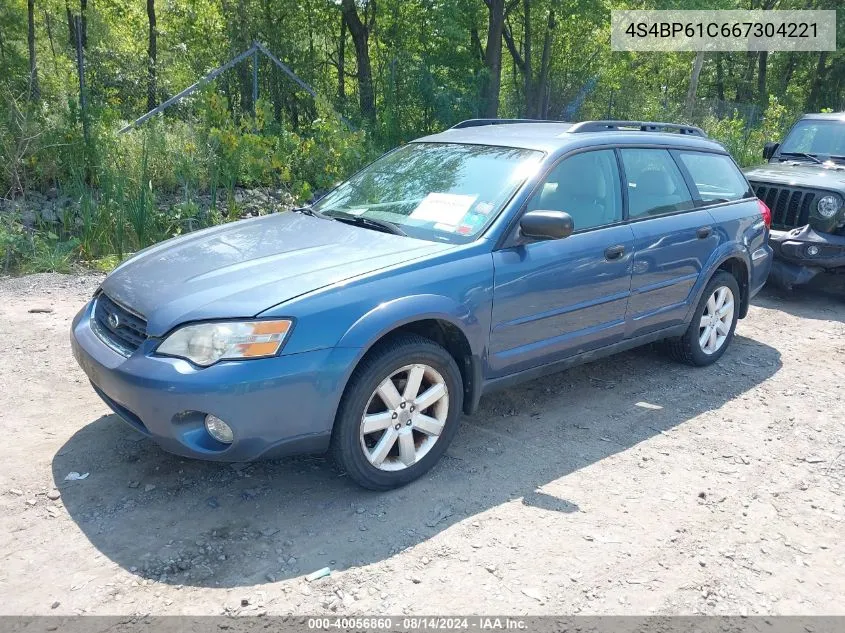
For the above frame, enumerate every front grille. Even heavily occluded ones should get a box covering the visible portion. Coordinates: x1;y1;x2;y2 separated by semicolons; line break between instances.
751;183;817;230
92;294;148;354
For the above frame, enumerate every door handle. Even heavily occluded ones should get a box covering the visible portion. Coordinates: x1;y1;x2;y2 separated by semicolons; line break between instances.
697;226;713;239
604;244;625;260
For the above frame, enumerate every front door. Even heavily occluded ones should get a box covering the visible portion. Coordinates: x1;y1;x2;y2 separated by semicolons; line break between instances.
489;149;634;378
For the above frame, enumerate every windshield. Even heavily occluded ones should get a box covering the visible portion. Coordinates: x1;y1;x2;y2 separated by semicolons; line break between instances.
314;142;544;243
778;119;845;160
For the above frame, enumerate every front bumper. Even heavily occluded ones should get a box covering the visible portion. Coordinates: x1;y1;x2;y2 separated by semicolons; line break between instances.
770;225;845;268
70;299;359;461
768;226;845;287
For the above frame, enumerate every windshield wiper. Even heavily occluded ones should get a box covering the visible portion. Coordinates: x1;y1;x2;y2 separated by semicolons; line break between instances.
292;204;332;219
779;152;823;164
329;212;407;236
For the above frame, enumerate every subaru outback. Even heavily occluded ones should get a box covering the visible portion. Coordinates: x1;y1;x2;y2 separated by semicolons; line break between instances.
746;112;845;288
71;119;773;490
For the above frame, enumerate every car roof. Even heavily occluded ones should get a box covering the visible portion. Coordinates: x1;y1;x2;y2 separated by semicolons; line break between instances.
414;121;728;155
800;112;845;121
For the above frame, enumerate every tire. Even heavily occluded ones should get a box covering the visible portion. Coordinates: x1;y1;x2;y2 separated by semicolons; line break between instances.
666;271;740;367
330;333;463;490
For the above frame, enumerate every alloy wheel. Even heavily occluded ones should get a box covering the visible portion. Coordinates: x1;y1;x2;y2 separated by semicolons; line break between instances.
359;363;449;471
699;285;734;355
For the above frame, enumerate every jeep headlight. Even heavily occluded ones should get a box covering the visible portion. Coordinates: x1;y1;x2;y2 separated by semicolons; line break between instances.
817;195;842;219
157;319;293;366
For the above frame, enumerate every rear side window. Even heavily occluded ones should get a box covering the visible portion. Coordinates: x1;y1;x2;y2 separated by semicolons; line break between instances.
677;151;752;203
620;149;695;219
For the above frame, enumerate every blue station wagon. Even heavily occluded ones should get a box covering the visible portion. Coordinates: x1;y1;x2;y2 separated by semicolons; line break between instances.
71;119;773;489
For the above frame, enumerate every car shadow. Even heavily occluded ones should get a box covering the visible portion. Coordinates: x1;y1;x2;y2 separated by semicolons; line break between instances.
53;335;781;588
753;273;845;323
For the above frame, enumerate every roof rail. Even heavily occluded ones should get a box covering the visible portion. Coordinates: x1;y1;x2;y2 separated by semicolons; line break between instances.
450;118;568;129
569;120;707;137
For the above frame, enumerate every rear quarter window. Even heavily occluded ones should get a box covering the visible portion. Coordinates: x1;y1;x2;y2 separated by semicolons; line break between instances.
619;148;695;219
676;151;752;204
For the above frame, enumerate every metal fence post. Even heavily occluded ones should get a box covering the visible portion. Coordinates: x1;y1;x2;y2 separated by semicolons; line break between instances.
252;44;259;119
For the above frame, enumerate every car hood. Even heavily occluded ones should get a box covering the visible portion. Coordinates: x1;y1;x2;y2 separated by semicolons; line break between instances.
100;213;453;336
744;161;845;191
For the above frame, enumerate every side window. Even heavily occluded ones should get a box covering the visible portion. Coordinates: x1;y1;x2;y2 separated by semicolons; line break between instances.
526;149;622;232
620;148;695;219
677;151;752;203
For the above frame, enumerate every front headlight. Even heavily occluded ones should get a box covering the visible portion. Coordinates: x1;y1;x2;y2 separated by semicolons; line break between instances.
157;319;293;367
817;195;842;219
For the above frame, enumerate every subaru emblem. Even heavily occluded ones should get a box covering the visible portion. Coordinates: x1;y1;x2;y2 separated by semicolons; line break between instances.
108;313;120;329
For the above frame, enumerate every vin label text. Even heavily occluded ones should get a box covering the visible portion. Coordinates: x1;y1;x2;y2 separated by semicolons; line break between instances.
611;10;836;51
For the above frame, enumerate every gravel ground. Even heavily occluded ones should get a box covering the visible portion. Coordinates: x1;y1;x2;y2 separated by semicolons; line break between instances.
0;272;843;615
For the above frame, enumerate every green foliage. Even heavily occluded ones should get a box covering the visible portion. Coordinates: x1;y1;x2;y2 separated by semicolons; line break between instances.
0;86;373;272
706;99;792;167
1;212;79;274
1;0;843;274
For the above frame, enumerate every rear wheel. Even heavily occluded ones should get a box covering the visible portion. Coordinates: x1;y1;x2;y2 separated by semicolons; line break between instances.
330;334;463;490
666;271;740;367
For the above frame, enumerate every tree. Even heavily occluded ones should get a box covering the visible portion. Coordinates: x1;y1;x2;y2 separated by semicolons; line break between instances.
337;13;346;107
685;52;705;120
480;0;505;117
805;51;828;111
503;2;556;118
146;0;157;111
340;0;375;122
27;0;39;101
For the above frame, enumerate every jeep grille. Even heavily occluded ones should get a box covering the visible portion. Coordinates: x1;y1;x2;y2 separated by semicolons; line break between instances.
750;183;817;230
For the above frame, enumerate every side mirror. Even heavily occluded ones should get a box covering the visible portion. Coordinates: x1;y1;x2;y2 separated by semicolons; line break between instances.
519;210;574;241
763;142;779;161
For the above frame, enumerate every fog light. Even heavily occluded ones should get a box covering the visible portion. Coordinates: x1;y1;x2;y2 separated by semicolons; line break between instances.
204;414;233;444
806;245;820;257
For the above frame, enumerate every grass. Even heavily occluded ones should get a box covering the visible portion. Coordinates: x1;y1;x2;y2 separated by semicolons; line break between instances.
1;93;795;275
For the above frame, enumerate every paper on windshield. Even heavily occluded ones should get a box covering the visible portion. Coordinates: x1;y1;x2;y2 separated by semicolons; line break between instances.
410;193;477;226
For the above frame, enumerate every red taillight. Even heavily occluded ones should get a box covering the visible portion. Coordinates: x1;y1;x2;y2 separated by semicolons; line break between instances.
757;198;771;229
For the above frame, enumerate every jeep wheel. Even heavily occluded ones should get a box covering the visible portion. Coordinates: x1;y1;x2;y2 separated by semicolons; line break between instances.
330;334;463;490
666;271;740;367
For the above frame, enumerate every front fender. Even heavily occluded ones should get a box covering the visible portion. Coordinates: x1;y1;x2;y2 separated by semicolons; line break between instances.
337;293;486;357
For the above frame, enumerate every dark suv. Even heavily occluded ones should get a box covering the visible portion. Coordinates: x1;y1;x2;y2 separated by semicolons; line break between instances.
71;119;773;489
745;113;845;288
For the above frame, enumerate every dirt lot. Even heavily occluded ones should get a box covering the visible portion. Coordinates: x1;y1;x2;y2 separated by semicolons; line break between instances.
0;272;843;616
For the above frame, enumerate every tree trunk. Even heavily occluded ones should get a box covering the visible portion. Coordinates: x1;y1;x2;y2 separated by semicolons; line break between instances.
735;51;757;103
27;0;40;101
470;27;484;64
340;0;375;121
779;53;797;97
146;0;157;111
65;1;76;47
44;9;59;74
481;0;505;117
337;14;346;106
684;51;704;120
79;0;87;49
535;8;554;119
481;0;505;118
756;50;768;107
235;0;251;114
522;0;532;117
805;51;828;111
715;52;724;102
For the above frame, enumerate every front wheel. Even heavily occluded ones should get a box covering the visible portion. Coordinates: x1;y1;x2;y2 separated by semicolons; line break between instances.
330;334;463;490
666;271;740;367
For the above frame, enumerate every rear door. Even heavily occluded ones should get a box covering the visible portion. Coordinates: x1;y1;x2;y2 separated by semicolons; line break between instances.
621;147;719;338
489;148;634;377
